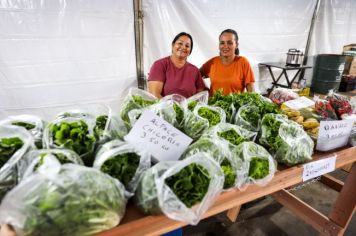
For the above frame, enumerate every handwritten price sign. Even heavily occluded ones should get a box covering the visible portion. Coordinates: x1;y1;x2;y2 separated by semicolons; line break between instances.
316;120;353;151
124;110;192;162
303;155;336;181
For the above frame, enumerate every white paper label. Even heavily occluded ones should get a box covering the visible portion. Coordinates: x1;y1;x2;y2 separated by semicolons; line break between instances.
124;110;193;162
316;120;354;151
284;96;315;110
302;155;336;181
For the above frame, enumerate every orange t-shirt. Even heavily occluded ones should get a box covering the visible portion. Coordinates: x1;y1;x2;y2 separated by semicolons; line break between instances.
201;56;255;96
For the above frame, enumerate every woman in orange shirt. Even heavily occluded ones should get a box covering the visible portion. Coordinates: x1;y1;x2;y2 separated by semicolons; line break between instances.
200;29;255;96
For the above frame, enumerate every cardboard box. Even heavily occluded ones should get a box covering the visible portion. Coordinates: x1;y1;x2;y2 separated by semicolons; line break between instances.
343;56;356;75
343;44;356;52
349;58;356;76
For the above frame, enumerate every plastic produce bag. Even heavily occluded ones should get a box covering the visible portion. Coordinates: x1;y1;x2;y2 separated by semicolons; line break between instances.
325;91;352;118
314;96;338;120
349;126;356;147
186;91;209;111
0;164;127;236
161;94;188;129
17;149;83;181
0;115;45;149
269;87;299;105
203;123;257;147
128;99;177;128
234;104;261;132
134;153;224;225
43;115;96;166
93;140;151;193
232;142;276;186
57;105;127;146
119;88;158;127
259;113;314;166
0;125;34;199
183;104;226;140
181;137;248;190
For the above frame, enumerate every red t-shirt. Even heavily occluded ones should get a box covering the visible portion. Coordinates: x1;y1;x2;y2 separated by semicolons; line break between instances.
148;56;205;98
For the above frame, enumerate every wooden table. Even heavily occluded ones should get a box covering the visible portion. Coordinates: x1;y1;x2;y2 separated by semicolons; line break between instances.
97;146;356;236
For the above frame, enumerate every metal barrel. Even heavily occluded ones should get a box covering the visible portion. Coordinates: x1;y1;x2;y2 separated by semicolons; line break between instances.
311;54;346;94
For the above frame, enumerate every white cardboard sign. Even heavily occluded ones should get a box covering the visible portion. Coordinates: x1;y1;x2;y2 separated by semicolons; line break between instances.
302;155;336;181
316;120;354;151
124;110;193;162
284;96;315;110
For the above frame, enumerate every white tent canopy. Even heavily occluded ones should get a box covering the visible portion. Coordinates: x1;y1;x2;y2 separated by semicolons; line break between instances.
0;0;355;120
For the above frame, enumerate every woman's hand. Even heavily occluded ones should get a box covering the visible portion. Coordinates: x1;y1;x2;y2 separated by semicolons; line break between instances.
246;83;255;92
148;81;164;99
0;225;17;236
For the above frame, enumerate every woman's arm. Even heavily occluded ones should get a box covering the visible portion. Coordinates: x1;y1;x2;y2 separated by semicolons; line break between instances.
148;80;164;99
246;82;255;92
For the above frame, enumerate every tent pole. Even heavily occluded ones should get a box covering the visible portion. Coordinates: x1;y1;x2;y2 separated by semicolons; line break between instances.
299;0;321;82
134;0;145;89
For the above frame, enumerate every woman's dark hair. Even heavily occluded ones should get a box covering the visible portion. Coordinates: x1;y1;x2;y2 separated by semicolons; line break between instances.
172;32;193;54
219;29;239;55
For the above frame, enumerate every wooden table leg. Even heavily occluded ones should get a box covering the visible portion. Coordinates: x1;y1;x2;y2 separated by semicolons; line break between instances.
226;205;241;222
328;162;356;235
319;174;344;192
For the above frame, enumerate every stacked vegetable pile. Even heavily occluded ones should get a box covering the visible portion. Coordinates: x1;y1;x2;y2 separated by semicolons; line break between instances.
0;86;332;235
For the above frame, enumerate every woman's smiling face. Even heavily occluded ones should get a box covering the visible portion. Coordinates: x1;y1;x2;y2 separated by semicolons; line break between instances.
219;32;238;57
172;35;192;59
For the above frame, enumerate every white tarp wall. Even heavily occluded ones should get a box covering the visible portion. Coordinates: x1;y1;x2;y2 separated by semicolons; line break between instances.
143;0;356;92
310;0;356;55
0;0;136;120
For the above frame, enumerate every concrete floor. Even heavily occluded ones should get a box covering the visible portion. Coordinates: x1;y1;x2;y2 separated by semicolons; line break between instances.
183;169;356;236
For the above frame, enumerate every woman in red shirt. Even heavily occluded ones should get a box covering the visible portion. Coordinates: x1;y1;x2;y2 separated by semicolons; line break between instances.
200;29;255;96
147;32;206;98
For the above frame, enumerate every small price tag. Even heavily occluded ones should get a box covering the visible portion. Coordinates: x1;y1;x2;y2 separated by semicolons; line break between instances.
124;110;193;162
303;155;336;181
284;96;315;110
316;120;354;151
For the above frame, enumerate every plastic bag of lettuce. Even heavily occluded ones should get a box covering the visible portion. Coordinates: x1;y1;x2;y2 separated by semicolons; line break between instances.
17;148;84;181
93;140;151;194
0;163;127;236
134;153;224;225
232;142;276;186
0;114;45;149
183;104;226;140
259;113;314;166
43;114;96;167
181;137;248;190
119;88;158;128
0;125;34;200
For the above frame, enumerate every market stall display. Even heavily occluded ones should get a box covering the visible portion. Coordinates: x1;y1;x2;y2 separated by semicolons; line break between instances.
0;87;354;236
